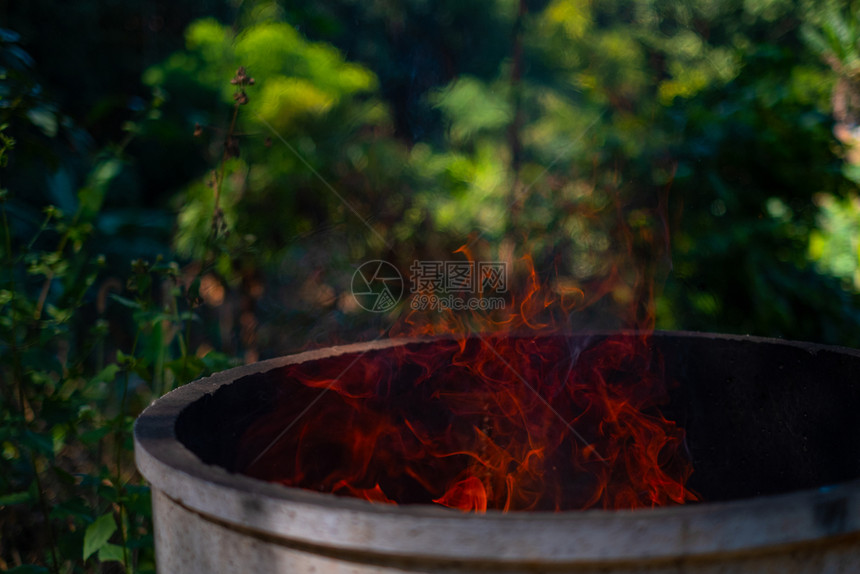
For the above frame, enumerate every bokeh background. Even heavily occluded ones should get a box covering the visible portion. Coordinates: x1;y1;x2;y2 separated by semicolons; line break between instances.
3;0;860;571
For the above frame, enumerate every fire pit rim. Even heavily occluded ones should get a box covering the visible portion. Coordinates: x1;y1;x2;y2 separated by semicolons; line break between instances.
134;330;860;564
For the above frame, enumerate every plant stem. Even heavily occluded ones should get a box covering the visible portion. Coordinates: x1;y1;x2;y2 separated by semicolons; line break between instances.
180;302;195;388
30;454;60;574
115;330;139;574
0;197;15;406
213;102;241;228
2;195;60;573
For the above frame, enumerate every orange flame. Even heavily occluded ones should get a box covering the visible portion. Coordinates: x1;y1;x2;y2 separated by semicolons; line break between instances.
238;331;698;511
239;186;698;511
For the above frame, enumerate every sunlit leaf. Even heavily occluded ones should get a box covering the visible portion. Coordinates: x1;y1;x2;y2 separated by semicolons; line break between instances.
97;542;126;563
83;513;117;560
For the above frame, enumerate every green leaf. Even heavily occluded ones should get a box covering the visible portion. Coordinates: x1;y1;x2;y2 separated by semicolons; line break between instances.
97;482;120;504
0;490;32;506
122;484;153;517
166;356;206;383
83;513;117;560
53;465;77;486
50;496;93;522
90;364;120;386
51;424;67;455
78;158;122;221
431;76;512;143
97;543;126;563
201;350;240;372
109;293;142;310
78;426;111;445
22;348;63;378
133;363;152;383
26;106;58;137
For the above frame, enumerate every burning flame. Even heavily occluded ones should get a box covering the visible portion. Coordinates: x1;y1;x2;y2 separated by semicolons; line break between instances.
237;244;698;511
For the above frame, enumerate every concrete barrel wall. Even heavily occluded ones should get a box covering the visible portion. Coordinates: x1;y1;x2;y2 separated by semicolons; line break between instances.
134;333;860;573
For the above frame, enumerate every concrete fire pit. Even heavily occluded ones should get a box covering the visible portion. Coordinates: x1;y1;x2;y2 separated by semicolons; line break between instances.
134;332;860;573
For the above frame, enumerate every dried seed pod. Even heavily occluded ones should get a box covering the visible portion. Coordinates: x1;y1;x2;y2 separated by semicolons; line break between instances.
233;90;249;105
231;66;255;87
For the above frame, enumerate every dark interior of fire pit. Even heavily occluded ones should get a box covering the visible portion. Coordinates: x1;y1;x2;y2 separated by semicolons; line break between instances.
175;333;860;505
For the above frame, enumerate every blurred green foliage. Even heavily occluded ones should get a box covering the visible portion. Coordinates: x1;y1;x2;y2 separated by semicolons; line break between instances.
3;0;860;570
